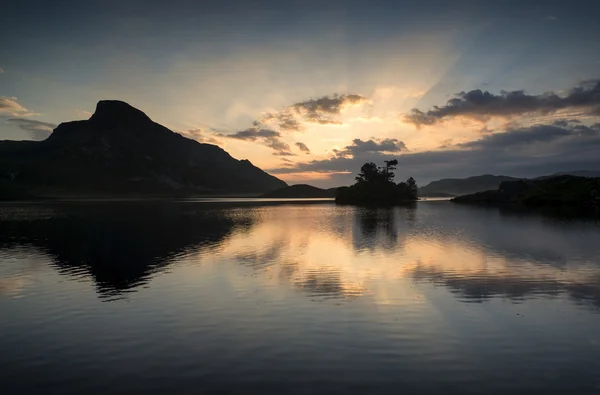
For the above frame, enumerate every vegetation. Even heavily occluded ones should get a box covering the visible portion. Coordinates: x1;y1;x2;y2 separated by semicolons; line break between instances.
336;159;418;206
452;175;600;210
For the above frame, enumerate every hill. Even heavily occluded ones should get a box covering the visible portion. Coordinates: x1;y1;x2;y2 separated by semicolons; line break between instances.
0;100;287;199
452;176;600;209
534;170;600;180
418;175;522;197
260;184;338;198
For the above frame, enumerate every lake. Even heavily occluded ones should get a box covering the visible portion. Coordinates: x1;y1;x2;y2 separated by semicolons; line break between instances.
1;199;600;394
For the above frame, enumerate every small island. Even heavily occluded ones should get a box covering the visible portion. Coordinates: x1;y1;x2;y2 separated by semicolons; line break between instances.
335;160;418;206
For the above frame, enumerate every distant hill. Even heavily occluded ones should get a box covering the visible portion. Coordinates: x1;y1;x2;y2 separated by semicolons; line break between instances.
0;100;287;199
534;170;600;180
260;184;338;198
418;175;522;197
452;175;600;210
418;171;600;197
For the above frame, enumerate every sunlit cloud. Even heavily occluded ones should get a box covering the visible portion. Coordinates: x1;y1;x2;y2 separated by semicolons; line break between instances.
180;128;223;145
0;97;38;117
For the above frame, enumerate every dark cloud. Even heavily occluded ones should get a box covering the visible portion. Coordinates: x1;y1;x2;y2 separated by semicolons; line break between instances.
405;80;600;126
295;142;310;153
292;94;366;124
261;112;303;131
5;118;56;140
221;127;293;155
268;122;600;185
333;138;407;158
458;123;600;150
224;128;281;141
258;93;367;132
552;119;581;127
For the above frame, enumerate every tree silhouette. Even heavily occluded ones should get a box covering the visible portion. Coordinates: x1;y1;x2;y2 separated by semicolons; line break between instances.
337;159;418;206
382;159;398;182
356;162;380;183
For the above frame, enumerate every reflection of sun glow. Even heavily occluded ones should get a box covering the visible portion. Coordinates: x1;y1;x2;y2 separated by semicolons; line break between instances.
179;206;600;307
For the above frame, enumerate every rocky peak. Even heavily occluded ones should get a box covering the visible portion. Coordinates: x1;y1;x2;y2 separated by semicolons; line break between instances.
89;100;153;127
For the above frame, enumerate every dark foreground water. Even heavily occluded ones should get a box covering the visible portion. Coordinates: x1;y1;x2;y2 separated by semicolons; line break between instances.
1;199;600;394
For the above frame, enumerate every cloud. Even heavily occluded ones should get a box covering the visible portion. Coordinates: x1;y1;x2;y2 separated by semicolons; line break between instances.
333;138;407;158
0;68;4;73
545;16;558;21
273;151;296;157
224;128;281;140
0;97;37;117
260;112;304;131
295;142;310;153
457;123;599;150
267;122;600;185
257;93;367;132
405;80;600;126
75;109;93;118
180;128;223;145
221;127;292;155
5;118;56;140
291;94;367;124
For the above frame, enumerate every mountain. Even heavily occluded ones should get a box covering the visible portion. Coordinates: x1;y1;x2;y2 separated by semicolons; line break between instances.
260;184;338;198
418;175;522;197
0;100;287;199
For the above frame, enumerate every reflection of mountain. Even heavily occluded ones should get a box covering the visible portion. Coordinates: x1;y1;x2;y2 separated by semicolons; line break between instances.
0;202;251;297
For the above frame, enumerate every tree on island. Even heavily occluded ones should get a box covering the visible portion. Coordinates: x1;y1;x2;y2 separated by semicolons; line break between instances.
336;159;418;205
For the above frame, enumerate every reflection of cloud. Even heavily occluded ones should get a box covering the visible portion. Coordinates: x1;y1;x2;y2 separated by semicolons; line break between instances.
3;200;600;310
0;275;32;297
411;264;600;309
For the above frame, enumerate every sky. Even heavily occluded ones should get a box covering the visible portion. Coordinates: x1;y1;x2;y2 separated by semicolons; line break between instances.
1;0;600;187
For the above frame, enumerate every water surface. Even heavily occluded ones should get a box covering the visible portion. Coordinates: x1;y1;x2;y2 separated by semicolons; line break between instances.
1;200;600;394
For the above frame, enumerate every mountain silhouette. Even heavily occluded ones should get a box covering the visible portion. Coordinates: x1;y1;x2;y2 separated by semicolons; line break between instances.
0;100;287;198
